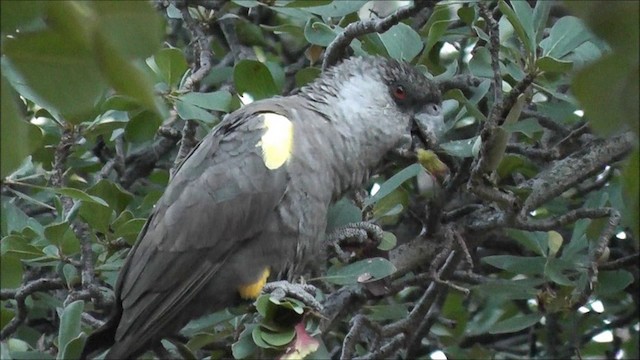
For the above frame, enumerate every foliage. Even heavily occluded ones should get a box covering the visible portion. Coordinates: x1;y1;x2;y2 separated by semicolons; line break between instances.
1;1;638;359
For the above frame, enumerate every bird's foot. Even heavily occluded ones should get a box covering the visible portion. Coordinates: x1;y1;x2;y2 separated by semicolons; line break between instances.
262;280;322;312
327;221;385;262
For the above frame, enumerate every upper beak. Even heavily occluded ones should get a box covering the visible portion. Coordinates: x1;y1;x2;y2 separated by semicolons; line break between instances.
412;103;444;148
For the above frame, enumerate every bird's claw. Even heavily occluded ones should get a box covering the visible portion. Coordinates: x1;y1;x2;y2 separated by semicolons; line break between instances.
262;280;323;312
327;222;385;262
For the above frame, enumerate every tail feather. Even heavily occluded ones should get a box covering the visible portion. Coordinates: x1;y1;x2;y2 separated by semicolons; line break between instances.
80;307;120;360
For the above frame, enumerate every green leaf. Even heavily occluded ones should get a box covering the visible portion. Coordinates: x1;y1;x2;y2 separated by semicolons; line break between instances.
232;0;261;8
125;110;162;143
302;1;367;17
446;85;488;122
2;200;44;236
295;67;321;87
100;96;140;112
261;327;295;347
1;235;43;260
78;203;112;234
50;188;108;207
152;48;189;87
0;1;46;34
365;304;408;321
166;3;182;19
498;0;533;56
508;0;535;54
232;325;259;359
286;0;332;7
175;99;217;123
57;300;84;360
506;229;547;256
482;255;546;275
544;258;575;286
572;54;638;137
1;76;43;177
95;36;164;118
547;231;563;257
4;338;31;354
532;1;552;44
87;180;133;215
44;221;79;255
304;18;337;46
540;16;592;59
326;198;362;233
423;18;451;57
2;31;107;121
179;91;233;112
114;219;147;245
536;56;573;73
44;221;68;244
499;155;537;180
252;326;275;349
502;118;543;138
0;254;23;288
372;188;407;222
468;46;502;80
378;232;397;251
488;313;542;334
440;137;479;158
457;5;475;25
596;270;634;295
90;1;164;59
474;278;543;301
364;164;423;207
325;257;396;285
379;23;423;61
234;60;280;100
1;306;15;332
62;264;79;288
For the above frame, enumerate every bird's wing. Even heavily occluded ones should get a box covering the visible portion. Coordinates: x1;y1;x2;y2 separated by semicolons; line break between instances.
112;103;296;349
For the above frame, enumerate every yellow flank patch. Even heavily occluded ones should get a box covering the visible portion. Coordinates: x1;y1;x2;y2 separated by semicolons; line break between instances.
238;267;271;299
256;113;294;170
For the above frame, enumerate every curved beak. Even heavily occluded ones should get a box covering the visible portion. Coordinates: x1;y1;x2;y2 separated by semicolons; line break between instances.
412;103;444;148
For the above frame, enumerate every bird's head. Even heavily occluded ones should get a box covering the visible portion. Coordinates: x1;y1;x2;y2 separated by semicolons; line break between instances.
300;56;444;147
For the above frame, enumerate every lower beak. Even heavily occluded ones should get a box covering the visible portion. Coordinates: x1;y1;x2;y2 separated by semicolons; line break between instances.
412;109;444;148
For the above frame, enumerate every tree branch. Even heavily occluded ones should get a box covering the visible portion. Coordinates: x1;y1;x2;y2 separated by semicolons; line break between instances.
0;278;65;340
322;0;436;70
171;0;215;175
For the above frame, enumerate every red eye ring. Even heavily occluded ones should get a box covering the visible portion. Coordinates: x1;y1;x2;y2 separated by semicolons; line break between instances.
394;85;406;100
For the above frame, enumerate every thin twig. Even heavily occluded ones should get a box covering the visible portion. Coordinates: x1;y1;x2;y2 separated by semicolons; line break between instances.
354;334;406;360
383;251;462;336
478;2;502;111
171;0;215;174
405;289;447;358
322;0;435;70
522;109;570;137
599;253;640;270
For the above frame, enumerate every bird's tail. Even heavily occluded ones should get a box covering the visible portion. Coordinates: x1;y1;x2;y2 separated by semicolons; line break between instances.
79;309;120;360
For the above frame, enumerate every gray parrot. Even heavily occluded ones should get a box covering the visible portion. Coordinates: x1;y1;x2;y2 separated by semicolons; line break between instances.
81;56;443;359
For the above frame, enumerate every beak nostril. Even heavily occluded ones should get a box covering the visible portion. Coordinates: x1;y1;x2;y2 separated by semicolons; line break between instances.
428;104;442;116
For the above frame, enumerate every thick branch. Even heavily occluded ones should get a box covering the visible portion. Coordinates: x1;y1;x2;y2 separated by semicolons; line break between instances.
0;278;65;340
521;132;635;214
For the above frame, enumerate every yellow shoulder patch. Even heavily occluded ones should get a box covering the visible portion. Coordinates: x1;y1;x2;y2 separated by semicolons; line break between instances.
256;113;294;170
238;267;271;299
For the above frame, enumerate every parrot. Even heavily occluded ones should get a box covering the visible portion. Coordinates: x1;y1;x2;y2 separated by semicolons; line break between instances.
80;56;443;359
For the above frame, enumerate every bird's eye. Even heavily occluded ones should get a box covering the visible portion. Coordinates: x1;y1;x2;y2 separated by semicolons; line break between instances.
393;85;406;100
